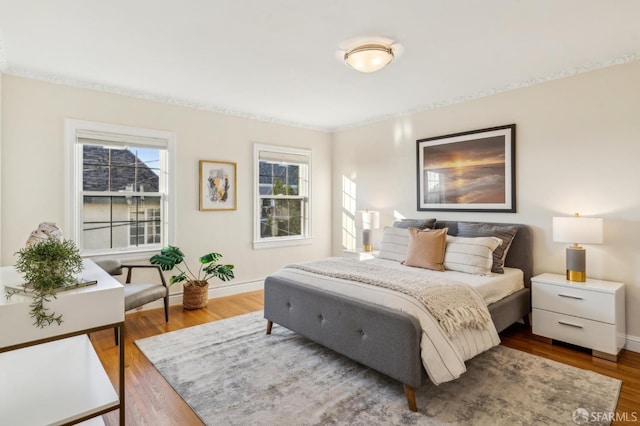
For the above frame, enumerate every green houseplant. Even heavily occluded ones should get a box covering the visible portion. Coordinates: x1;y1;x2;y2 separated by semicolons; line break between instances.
150;245;234;309
14;237;83;327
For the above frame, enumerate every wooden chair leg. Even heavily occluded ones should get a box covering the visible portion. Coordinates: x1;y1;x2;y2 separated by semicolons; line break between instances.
266;320;273;335
403;384;417;412
114;326;119;346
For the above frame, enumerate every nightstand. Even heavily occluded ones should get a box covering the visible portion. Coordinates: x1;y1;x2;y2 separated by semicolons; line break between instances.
342;250;378;261
531;273;625;362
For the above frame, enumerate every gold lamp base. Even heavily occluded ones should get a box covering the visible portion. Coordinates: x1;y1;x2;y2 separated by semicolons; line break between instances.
565;246;586;282
363;244;373;252
567;270;586;282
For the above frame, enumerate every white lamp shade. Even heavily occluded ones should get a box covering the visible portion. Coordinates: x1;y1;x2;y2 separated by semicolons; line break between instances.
552;216;603;244
355;210;380;230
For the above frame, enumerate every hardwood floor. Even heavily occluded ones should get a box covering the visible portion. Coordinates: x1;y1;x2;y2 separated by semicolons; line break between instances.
92;290;264;426
92;290;640;425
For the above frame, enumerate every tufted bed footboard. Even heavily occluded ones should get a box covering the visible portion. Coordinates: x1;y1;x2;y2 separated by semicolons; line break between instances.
264;275;425;410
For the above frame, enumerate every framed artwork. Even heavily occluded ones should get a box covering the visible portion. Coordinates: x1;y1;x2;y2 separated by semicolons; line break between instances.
199;160;237;211
416;124;516;212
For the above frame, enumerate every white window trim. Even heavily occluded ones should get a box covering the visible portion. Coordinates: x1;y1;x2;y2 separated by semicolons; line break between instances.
253;143;312;249
65;119;176;259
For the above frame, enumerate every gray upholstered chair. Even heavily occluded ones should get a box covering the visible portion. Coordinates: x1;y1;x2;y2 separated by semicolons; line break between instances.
95;259;169;343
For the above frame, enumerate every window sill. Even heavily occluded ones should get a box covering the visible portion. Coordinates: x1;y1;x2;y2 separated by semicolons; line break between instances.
253;237;312;250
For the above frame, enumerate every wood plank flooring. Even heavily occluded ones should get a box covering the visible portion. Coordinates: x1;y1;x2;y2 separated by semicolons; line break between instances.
91;290;640;425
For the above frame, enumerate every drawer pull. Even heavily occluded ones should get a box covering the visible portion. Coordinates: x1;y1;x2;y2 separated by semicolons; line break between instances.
558;293;584;300
558;321;583;329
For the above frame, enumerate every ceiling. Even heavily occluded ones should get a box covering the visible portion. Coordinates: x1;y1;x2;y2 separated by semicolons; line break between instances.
1;1;639;131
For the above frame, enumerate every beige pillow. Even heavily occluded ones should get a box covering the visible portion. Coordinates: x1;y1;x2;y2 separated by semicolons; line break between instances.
402;227;448;271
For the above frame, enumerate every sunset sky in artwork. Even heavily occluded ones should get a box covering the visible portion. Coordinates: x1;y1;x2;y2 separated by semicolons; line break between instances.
422;136;505;170
422;135;507;204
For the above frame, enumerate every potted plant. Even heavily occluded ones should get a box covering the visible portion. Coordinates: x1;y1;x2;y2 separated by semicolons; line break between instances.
13;237;83;327
150;245;234;309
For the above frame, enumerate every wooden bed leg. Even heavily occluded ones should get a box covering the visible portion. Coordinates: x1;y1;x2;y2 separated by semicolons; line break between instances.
266;320;273;335
523;313;531;327
403;384;417;412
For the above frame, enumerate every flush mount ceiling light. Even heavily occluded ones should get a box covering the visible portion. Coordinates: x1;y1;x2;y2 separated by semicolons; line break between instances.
344;43;394;73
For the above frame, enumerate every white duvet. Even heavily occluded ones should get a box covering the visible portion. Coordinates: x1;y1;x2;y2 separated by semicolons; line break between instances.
271;258;523;385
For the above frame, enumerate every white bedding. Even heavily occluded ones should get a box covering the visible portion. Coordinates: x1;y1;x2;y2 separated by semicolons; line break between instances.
365;257;525;305
272;257;522;385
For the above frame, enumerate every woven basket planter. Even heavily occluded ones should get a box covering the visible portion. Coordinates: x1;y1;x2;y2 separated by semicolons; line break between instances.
183;280;209;309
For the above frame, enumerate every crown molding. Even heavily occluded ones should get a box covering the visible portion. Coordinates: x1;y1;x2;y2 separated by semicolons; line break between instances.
2;65;330;132
2;48;639;133
333;50;640;132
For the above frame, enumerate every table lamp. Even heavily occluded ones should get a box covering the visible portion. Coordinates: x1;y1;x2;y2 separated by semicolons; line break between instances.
552;213;603;282
355;210;380;252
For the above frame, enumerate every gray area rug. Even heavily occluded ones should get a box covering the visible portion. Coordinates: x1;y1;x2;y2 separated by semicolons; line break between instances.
135;311;621;425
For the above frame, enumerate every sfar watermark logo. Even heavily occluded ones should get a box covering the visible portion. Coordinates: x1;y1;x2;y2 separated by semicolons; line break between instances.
573;408;638;424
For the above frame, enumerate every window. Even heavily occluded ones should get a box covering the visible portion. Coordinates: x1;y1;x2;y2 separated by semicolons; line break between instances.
66;120;175;256
129;208;161;246
253;144;311;249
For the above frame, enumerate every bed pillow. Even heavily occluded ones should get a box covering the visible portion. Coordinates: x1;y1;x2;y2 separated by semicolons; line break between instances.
444;235;502;275
456;223;518;274
402;227;448;271
392;218;436;230
377;227;410;262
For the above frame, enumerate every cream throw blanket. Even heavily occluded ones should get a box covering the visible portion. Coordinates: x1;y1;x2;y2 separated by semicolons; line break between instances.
285;258;491;338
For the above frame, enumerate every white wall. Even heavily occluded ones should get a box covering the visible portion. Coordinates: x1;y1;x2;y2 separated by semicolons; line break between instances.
1;75;332;291
332;60;640;342
0;73;2;265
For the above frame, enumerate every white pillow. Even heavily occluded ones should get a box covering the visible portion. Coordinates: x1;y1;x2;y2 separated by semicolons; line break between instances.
444;235;502;275
377;227;410;262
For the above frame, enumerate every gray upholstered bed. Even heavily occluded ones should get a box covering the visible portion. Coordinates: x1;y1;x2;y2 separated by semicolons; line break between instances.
264;221;532;411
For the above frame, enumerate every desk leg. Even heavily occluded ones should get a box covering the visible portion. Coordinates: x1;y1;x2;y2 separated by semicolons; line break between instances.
118;323;125;425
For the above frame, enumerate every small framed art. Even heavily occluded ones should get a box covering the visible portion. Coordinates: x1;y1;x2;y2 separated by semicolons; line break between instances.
416;124;516;212
199;160;237;211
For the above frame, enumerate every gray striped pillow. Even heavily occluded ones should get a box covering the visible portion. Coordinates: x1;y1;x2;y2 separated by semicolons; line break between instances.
457;223;518;273
378;227;410;262
444;235;502;275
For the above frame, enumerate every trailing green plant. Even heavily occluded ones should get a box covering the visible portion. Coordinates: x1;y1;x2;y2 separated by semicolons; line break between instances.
150;245;234;287
13;237;83;328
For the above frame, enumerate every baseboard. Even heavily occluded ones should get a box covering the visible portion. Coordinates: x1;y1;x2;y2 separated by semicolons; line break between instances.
127;279;265;313
625;333;640;354
209;279;264;298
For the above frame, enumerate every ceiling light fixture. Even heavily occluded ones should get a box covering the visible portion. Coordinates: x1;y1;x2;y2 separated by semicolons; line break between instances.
344;43;394;73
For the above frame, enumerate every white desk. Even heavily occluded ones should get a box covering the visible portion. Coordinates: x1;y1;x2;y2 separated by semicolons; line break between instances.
0;259;125;425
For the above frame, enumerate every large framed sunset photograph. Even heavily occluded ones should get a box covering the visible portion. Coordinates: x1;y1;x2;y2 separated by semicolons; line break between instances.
416;124;516;212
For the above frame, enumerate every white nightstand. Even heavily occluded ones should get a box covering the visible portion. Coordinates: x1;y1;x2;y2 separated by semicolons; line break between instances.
531;273;625;362
343;250;378;261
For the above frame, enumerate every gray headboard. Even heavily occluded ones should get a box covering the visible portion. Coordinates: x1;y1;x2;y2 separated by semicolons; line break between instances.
433;221;533;288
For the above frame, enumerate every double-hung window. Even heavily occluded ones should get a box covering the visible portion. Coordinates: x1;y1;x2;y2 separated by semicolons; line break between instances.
253;144;311;249
66;120;175;256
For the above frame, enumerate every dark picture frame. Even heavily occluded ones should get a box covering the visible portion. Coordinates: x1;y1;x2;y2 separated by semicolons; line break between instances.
199;160;237;211
416;124;516;212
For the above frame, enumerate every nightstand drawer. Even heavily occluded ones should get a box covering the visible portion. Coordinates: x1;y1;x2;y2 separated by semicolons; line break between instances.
532;309;617;355
532;282;614;324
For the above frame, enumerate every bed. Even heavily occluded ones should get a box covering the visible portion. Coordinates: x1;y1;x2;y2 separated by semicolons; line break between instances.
264;220;532;411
